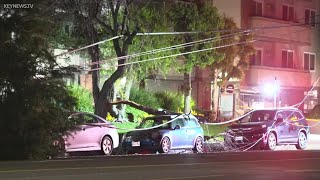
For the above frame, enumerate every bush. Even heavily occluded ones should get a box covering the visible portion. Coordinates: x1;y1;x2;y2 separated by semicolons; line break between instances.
306;104;320;119
127;88;196;122
68;84;94;113
0;79;77;160
129;88;161;109
154;91;195;112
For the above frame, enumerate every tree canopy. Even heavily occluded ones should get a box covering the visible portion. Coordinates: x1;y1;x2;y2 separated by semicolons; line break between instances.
168;2;225;113
0;1;76;160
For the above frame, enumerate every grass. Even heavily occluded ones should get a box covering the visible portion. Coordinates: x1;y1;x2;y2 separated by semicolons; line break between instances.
113;122;139;134
200;124;228;137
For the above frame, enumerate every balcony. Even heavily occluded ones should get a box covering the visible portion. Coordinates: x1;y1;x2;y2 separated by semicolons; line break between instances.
245;66;311;88
249;16;311;44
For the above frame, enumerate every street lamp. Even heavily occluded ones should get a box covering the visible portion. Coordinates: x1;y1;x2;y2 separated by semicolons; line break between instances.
263;77;279;108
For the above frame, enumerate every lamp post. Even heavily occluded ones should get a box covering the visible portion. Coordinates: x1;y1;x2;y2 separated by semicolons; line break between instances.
274;77;277;108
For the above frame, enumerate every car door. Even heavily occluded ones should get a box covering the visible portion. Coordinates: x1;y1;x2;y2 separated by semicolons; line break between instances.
67;114;101;151
170;118;187;149
274;110;289;143
285;110;301;143
184;118;199;147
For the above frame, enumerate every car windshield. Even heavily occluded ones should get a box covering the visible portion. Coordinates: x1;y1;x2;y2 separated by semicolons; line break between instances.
138;117;171;129
239;110;276;123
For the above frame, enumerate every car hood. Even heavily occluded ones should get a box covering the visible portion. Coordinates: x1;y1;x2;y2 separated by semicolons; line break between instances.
125;129;164;141
229;121;267;129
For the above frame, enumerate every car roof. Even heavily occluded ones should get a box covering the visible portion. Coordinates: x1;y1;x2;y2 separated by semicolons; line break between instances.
146;114;196;119
251;107;302;112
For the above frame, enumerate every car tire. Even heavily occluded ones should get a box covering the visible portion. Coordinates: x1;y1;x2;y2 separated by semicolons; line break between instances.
101;136;113;155
193;136;204;153
159;137;171;153
265;132;277;150
295;131;307;150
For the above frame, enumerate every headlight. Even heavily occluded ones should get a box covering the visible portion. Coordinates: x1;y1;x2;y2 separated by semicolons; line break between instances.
261;125;267;128
151;132;160;139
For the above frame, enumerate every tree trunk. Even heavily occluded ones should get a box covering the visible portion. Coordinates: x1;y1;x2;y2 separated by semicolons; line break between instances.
117;77;133;122
183;72;192;114
86;22;100;106
211;68;219;120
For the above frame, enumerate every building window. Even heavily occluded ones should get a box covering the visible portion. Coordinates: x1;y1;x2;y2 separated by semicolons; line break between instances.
281;50;293;68
250;49;262;65
305;9;316;27
282;5;294;21
252;1;263;16
304;53;315;71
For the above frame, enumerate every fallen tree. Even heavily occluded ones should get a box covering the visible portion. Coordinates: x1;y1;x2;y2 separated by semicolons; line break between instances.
108;100;177;116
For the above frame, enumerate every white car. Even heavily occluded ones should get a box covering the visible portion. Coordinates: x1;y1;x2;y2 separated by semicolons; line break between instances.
64;112;119;155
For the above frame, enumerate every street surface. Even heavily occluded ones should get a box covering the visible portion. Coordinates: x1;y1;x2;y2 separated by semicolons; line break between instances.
1;150;320;180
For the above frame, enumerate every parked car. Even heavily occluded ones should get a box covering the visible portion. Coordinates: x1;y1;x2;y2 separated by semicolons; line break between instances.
225;108;310;150
64;112;119;155
122;114;204;153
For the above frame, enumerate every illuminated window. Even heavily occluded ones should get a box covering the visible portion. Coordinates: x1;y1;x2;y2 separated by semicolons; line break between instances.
282;5;294;21
305;9;316;27
252;1;263;16
281;50;294;68
304;53;315;71
250;49;262;65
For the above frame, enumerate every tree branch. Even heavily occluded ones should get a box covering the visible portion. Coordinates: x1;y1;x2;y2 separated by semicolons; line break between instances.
95;17;113;34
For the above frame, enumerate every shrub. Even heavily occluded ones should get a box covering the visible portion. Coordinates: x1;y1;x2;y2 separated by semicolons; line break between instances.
306;104;320;119
68;84;94;113
154;91;195;112
129;88;161;109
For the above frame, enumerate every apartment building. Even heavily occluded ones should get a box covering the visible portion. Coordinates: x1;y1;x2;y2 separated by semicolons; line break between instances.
209;0;320;116
147;0;319;118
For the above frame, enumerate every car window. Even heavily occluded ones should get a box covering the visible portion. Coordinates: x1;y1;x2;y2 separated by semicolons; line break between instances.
185;118;199;128
138;118;170;129
171;118;185;128
285;110;304;122
83;114;99;123
239;110;276;123
276;111;287;120
294;111;304;120
69;114;85;125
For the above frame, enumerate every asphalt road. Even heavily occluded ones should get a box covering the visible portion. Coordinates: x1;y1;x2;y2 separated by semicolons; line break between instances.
1;150;320;180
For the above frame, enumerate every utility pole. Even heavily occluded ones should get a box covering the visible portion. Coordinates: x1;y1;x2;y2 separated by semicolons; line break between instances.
274;77;277;108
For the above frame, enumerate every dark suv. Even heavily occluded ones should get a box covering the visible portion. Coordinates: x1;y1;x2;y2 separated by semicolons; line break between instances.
225;108;310;150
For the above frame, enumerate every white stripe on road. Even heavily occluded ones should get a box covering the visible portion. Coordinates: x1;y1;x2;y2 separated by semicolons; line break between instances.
152;174;224;180
285;169;320;173
1;157;320;174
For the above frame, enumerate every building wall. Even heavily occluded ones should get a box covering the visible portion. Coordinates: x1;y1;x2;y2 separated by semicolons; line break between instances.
211;0;320;114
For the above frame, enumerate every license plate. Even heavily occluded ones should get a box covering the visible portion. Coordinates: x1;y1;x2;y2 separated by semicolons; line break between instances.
132;141;140;147
235;136;243;141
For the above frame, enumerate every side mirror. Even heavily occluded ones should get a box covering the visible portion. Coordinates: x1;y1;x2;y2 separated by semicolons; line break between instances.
174;125;181;130
276;118;284;123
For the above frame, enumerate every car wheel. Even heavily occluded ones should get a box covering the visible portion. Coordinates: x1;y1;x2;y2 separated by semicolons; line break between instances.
101;136;113;155
193;136;204;153
265;132;277;150
295;131;307;150
159;137;171;153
